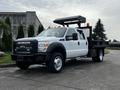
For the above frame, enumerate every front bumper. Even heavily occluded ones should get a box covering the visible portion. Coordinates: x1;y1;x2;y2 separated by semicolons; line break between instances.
11;53;49;64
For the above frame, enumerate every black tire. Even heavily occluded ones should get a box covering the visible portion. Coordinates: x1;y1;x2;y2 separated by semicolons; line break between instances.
92;49;104;62
46;52;64;73
16;61;30;70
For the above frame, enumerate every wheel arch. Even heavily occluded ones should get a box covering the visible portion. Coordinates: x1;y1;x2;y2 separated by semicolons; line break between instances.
46;42;66;59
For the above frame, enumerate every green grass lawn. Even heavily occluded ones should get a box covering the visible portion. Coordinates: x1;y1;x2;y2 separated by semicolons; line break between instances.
0;52;14;64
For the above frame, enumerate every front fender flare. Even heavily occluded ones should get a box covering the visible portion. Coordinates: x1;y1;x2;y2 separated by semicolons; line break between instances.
46;42;66;58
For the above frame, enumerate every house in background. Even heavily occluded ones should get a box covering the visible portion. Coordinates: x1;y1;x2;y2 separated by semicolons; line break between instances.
0;11;43;40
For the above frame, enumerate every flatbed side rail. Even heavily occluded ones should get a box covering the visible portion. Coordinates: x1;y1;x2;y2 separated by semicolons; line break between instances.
91;40;109;48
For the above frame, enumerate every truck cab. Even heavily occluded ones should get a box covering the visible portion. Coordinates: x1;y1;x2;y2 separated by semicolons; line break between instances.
37;27;88;58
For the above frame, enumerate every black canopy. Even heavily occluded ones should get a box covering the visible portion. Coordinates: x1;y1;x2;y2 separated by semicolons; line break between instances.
53;15;86;26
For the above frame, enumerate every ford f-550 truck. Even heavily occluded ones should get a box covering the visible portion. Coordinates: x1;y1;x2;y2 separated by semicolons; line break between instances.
11;16;108;73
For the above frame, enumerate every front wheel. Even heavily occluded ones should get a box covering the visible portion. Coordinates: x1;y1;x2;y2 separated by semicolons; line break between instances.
46;52;64;73
92;49;104;62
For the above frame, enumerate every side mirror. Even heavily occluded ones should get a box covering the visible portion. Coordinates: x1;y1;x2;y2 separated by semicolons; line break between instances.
72;33;78;40
66;36;73;41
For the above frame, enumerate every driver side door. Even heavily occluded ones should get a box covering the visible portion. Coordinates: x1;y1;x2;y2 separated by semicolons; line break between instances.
64;28;79;58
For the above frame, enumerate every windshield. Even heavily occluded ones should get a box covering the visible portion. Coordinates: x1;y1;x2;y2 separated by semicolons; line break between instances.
37;28;67;37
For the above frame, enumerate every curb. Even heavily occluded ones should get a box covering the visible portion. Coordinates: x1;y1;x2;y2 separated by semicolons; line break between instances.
0;63;16;68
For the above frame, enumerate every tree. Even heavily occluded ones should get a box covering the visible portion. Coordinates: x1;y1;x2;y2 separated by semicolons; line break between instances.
38;25;44;34
0;20;9;51
17;25;24;39
113;39;118;42
109;39;111;43
0;20;9;34
28;25;34;37
92;19;107;40
3;17;12;51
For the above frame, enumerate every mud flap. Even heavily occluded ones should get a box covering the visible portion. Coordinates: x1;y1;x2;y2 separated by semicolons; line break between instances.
91;49;97;57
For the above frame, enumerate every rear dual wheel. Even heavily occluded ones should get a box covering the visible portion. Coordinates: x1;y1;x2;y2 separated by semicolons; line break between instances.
92;49;104;62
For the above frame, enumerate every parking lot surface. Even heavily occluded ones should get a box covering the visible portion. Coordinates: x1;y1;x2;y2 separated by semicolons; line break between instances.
0;50;120;90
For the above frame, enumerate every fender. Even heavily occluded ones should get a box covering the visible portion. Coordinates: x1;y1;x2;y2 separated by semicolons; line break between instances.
46;42;66;58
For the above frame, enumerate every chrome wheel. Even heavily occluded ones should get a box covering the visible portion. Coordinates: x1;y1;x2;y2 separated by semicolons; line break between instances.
54;56;63;71
46;52;64;73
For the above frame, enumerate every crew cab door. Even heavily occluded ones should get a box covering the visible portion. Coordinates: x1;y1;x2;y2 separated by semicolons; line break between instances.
64;28;80;58
77;30;88;56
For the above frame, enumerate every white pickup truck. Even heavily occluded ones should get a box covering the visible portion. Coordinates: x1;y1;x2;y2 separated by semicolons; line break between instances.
11;16;108;73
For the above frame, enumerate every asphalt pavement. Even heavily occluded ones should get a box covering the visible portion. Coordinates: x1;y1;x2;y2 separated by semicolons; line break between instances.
0;50;120;90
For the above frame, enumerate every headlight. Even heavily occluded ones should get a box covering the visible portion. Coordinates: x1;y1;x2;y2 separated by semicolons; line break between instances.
38;41;49;52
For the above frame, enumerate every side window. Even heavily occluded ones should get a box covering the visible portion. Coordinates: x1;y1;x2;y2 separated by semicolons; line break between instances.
77;30;85;40
66;28;78;40
79;33;85;40
66;28;76;36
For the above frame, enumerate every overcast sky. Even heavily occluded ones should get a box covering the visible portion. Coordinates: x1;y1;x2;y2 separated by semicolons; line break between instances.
0;0;120;41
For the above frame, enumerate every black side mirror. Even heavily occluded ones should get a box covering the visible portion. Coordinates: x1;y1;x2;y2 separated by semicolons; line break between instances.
66;36;73;41
72;33;78;40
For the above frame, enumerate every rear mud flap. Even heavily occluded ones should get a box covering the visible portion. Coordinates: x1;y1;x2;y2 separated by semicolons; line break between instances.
91;49;97;57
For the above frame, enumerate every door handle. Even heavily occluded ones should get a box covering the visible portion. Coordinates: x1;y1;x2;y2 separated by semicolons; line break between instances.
78;42;80;45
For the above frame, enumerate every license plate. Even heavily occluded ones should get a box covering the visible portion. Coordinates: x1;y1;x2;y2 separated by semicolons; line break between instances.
17;56;23;61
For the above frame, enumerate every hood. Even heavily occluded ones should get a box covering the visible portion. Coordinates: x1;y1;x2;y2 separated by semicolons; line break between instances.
15;36;60;42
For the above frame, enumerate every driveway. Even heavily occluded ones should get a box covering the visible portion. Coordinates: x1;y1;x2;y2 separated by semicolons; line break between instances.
0;50;120;90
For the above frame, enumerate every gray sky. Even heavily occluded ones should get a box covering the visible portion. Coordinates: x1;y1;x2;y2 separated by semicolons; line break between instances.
0;0;120;41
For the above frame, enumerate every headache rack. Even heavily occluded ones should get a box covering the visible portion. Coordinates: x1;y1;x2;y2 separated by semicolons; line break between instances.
53;15;86;27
